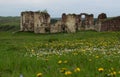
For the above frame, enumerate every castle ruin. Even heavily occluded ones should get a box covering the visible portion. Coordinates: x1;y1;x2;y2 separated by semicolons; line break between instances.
95;13;120;31
20;11;50;33
20;11;120;33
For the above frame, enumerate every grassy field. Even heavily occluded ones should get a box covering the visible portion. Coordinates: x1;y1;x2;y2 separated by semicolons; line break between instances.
0;16;20;31
0;31;120;77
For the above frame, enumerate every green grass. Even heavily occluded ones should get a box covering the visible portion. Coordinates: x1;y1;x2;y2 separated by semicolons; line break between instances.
0;16;20;31
0;31;120;77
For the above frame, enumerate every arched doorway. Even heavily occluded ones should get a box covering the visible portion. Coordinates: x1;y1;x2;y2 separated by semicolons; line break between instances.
81;14;86;27
81;15;85;21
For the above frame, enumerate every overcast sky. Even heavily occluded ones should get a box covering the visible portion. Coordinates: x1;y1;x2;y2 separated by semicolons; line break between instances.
0;0;120;17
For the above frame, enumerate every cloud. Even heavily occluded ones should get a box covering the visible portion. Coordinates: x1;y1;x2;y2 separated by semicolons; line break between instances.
0;0;120;17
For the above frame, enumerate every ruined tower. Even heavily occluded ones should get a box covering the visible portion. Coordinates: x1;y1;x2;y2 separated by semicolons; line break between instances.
20;11;50;33
79;13;94;30
20;11;34;31
34;12;50;33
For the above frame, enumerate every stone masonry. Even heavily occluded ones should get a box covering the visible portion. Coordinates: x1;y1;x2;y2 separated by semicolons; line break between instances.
20;11;50;33
34;12;50;33
20;11;34;31
50;13;94;33
62;13;78;33
20;11;120;33
96;16;120;31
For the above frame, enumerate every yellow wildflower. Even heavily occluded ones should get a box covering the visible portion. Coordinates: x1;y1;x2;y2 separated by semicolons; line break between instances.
118;71;120;74
74;67;81;72
31;49;34;53
63;60;68;63
98;68;104;72
58;60;62;64
112;71;117;76
65;71;72;75
37;73;42;77
60;68;67;73
95;56;99;58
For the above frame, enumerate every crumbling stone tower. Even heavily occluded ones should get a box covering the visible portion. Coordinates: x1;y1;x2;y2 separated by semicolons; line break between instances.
79;13;94;30
20;11;34;31
60;13;94;31
62;13;79;33
20;11;50;33
95;13;107;31
50;13;81;33
84;14;94;30
34;12;50;33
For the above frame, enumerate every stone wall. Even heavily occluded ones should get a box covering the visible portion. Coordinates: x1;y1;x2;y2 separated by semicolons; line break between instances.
21;11;120;33
98;16;120;31
20;11;50;33
62;14;78;33
98;13;107;21
95;13;120;31
60;13;94;33
50;21;63;33
20;11;95;33
79;13;94;30
34;12;50;33
50;13;81;33
20;11;34;31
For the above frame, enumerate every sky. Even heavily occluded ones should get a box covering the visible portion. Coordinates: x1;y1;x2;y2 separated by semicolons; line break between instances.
0;0;120;17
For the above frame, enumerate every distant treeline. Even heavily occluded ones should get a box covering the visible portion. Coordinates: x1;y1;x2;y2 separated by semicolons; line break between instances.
0;16;20;31
0;16;20;23
0;16;61;31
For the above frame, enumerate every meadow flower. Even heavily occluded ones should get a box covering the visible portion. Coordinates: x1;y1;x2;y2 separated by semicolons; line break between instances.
95;56;99;58
118;71;120;74
98;68;104;72
74;67;81;72
110;71;116;76
89;59;92;61
60;68;67;73
113;71;117;75
63;60;68;63
65;71;72;75
31;49;34;53
58;60;62;64
37;73;42;77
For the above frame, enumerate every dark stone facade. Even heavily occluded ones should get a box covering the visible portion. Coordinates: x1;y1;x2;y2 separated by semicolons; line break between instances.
99;16;120;31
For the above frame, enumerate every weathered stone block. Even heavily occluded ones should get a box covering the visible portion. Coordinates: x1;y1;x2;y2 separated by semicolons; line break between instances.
98;13;107;21
21;11;50;33
34;12;50;33
50;21;62;33
96;16;120;31
20;11;34;31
